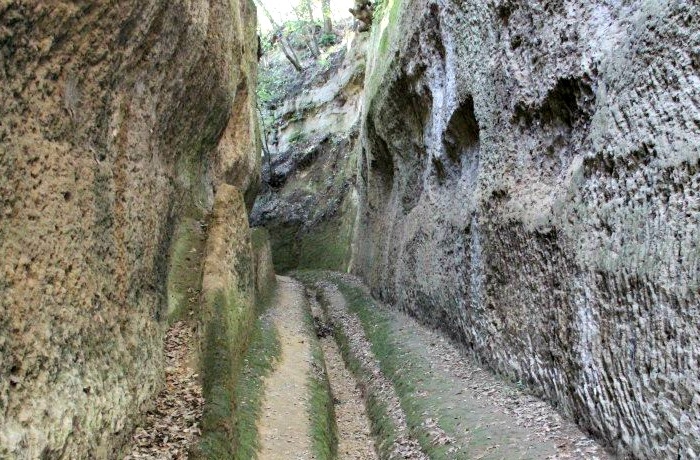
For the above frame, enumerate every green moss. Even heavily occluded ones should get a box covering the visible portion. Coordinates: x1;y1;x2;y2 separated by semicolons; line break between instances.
194;286;255;459
269;223;302;273
297;217;352;272
288;130;307;145
176;150;210;210
366;0;405;109
230;290;281;459
268;193;356;273
166;217;206;320
250;227;271;251
302;307;339;460
250;227;277;299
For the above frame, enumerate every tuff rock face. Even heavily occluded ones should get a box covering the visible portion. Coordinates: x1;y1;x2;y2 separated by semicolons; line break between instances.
0;1;259;457
353;0;700;458
250;34;366;273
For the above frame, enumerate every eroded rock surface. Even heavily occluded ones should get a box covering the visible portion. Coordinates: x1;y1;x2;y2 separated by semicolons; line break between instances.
353;1;700;458
251;34;366;272
0;1;259;457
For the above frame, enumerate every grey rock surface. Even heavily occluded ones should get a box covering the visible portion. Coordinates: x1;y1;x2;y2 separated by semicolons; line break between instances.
251;34;366;273
353;1;700;458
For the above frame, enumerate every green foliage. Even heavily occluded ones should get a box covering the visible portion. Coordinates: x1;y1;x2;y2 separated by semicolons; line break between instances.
259;32;275;54
257;55;292;105
319;33;337;47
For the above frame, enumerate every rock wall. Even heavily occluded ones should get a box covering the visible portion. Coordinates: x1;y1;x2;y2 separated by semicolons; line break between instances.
251;35;366;273
196;185;255;458
251;227;277;297
0;0;259;457
353;0;700;458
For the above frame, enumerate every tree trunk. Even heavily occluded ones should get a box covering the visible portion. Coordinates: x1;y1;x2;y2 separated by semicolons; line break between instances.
322;0;332;34
306;31;320;57
299;0;320;58
280;37;304;71
254;0;303;71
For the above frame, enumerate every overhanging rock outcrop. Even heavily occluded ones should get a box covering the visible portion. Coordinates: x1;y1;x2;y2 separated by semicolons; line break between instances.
251;35;366;273
353;1;700;458
0;0;259;457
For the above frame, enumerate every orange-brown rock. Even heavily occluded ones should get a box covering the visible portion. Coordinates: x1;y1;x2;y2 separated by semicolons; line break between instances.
0;1;259;457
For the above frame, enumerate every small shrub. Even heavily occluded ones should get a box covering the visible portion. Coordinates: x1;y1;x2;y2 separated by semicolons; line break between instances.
319;33;337;47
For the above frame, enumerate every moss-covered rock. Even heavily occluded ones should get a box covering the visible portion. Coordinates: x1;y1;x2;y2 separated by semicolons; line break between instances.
0;1;260;457
353;0;700;457
166;217;207;320
251;227;277;299
193;185;257;459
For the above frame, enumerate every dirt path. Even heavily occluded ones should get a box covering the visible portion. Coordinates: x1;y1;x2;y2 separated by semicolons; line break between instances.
318;273;611;460
313;281;428;460
391;313;610;459
321;338;378;460
307;290;379;460
257;276;313;460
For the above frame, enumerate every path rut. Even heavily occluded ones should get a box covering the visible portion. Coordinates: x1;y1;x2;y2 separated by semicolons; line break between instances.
257;276;313;460
307;289;379;460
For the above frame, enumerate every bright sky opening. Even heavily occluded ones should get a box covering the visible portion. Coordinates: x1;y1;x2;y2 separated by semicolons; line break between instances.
256;0;356;33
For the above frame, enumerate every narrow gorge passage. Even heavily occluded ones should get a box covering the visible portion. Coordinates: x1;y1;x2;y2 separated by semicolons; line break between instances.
257;276;313;459
3;0;697;458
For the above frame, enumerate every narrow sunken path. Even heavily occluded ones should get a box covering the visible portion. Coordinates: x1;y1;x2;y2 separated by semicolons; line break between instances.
321;337;378;460
312;272;612;460
307;289;379;460
257;276;313;459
